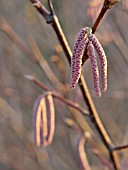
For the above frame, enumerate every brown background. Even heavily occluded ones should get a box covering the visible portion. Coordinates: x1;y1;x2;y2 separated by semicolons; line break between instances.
0;0;128;169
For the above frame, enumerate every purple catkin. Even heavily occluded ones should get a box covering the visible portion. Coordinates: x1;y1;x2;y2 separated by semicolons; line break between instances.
88;34;107;92
70;28;87;88
70;38;88;88
87;41;101;97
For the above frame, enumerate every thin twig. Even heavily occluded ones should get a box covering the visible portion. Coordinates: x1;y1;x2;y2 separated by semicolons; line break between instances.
65;118;113;170
48;0;54;14
92;0;109;34
85;132;113;170
83;0;120;63
112;144;128;151
25;74;89;116
92;0;120;33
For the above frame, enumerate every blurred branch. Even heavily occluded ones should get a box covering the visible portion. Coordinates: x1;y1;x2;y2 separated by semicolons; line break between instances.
25;75;89;116
29;0;121;169
51;46;67;84
0;16;34;61
65;118;113;170
0;15;65;91
85;132;113;170
28;35;65;91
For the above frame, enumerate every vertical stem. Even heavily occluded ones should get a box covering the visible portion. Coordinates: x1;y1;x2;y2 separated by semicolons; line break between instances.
51;13;120;170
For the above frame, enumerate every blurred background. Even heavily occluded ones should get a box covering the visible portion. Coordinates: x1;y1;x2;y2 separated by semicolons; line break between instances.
0;0;128;169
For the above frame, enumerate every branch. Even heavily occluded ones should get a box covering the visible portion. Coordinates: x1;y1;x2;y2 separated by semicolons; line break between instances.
65;118;113;170
0;16;65;91
112;144;128;151
83;0;120;63
30;0;52;22
48;0;54;14
85;132;113;170
92;0;120;33
29;0;121;169
25;74;89;116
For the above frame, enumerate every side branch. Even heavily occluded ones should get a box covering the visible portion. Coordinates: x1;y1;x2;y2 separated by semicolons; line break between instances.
25;75;89;116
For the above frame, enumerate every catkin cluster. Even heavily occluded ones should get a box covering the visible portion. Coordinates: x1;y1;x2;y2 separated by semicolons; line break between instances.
70;27;107;97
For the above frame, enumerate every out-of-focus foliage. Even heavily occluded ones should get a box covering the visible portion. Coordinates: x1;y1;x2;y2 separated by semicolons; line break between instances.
0;0;128;170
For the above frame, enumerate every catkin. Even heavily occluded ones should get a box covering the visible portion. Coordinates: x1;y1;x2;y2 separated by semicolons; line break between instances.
70;38;88;88
70;28;88;88
87;41;101;97
70;26;107;96
88;34;107;92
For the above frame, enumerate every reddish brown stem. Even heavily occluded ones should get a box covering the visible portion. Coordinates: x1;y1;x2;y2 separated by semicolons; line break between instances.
92;0;109;34
25;75;89;116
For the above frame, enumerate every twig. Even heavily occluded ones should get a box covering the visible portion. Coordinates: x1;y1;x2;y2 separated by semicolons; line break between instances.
48;0;54;14
112;144;128;151
65;118;113;170
25;74;89;116
92;0;120;33
29;0;121;169
85;132;113;170
83;0;120;63
30;0;51;22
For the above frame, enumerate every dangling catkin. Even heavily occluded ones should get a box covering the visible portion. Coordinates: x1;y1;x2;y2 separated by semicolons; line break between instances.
70;28;88;88
88;33;107;92
87;41;101;97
